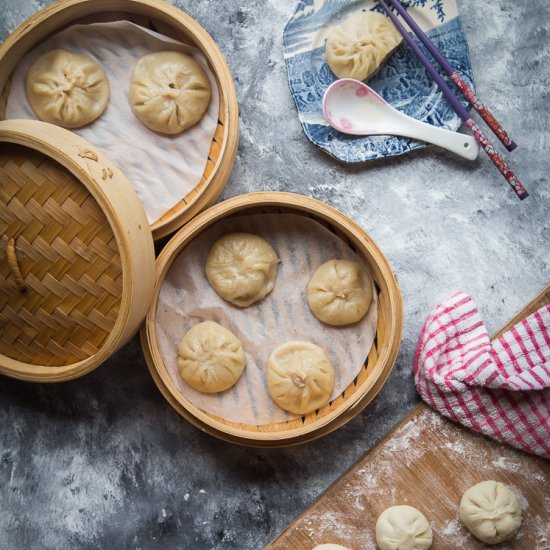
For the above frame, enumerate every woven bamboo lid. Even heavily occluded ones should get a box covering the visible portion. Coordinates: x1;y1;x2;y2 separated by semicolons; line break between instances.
0;119;156;381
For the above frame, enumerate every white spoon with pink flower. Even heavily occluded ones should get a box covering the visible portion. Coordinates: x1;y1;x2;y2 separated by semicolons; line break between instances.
322;78;479;161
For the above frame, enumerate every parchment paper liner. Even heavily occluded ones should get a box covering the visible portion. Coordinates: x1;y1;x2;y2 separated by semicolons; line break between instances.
155;213;378;425
6;21;220;225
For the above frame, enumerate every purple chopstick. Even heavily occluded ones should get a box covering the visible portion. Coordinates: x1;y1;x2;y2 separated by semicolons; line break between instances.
386;0;516;152
377;0;528;200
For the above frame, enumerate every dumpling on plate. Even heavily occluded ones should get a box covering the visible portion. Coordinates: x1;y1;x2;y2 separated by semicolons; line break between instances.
325;11;402;81
26;49;109;128
129;51;211;134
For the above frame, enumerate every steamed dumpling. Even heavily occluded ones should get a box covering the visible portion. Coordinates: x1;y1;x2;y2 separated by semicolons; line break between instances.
25;49;109;128
205;233;279;308
376;505;433;550
459;481;522;544
129;51;211;134
267;341;335;415
178;321;246;393
325;12;402;81
307;260;372;326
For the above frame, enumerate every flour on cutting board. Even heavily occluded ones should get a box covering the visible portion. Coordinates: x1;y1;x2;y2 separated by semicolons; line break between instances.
297;510;377;550
271;406;549;550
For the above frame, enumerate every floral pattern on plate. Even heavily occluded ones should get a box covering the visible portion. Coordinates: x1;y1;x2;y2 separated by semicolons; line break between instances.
283;0;475;163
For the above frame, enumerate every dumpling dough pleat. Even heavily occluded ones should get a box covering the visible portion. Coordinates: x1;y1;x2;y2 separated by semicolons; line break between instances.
459;480;522;544
129;51;211;134
178;321;246;393
376;505;433;550
26;49;109;128
325;12;402;81
205;233;279;308
307;259;372;326
267;341;335;415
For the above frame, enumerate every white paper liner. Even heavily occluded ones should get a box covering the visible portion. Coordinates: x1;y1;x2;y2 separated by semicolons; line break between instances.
155;214;378;425
6;21;220;225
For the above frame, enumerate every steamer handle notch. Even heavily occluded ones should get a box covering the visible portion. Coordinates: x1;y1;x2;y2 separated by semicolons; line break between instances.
7;237;27;292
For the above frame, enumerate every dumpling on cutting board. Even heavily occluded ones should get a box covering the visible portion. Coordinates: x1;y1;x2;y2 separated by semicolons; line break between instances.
376;505;433;550
459;480;523;544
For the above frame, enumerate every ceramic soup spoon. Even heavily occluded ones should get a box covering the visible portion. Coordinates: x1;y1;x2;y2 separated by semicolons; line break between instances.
322;79;479;160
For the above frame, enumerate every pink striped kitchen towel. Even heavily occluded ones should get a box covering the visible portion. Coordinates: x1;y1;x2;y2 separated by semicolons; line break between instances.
414;292;550;459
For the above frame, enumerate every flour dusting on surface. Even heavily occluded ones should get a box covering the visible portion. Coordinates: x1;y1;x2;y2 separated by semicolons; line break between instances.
271;407;549;550
492;456;521;472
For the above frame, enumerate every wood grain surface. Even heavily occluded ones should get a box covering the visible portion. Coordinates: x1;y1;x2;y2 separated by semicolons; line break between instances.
266;285;550;550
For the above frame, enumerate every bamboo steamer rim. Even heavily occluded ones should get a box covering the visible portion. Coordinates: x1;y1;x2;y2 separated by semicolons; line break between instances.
141;192;403;445
0;119;156;382
0;0;239;240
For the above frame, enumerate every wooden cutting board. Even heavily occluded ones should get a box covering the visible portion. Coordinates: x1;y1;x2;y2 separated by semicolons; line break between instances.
266;286;550;550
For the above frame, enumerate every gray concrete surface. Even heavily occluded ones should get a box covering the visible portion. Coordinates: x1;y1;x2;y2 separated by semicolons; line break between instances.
0;0;548;549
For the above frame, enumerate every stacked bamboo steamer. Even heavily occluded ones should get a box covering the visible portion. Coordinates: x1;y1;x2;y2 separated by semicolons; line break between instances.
0;0;403;446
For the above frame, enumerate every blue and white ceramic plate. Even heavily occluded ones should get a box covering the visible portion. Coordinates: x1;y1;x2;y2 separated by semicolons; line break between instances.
283;0;475;163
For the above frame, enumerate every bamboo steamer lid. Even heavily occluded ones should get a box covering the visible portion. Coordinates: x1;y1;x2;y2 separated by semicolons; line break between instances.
0;119;156;382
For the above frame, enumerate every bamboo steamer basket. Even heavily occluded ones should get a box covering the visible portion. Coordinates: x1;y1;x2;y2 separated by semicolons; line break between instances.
141;192;403;447
0;119;156;382
0;0;239;241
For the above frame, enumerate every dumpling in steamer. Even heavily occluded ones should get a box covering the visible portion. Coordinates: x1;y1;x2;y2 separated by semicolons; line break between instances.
205;233;279;307
25;49;109;128
178;321;245;393
267;341;335;415
129;51;211;134
325;11;402;81
307;259;373;326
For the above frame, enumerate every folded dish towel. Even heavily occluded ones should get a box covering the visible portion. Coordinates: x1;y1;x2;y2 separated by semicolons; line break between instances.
414;292;550;459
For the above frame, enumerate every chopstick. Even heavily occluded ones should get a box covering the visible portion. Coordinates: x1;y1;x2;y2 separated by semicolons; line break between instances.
386;0;517;152
377;0;528;200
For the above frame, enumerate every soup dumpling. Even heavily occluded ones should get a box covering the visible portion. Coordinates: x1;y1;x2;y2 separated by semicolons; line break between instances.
178;321;246;393
205;233;279;308
325;11;402;81
26;49;109;128
376;505;433;550
307;259;372;326
459;481;522;544
129;51;211;134
267;341;335;415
